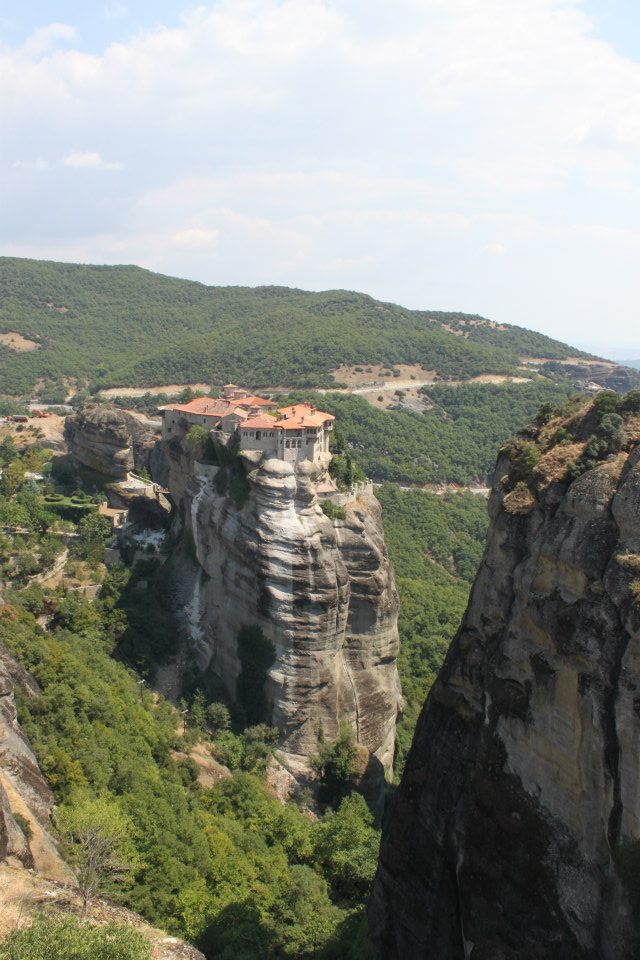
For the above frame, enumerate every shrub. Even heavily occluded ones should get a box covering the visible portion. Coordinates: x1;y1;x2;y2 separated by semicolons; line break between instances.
321;500;347;521
620;390;640;416
0;913;150;960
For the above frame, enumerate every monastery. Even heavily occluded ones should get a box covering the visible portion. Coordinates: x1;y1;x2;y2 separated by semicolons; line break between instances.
160;383;335;463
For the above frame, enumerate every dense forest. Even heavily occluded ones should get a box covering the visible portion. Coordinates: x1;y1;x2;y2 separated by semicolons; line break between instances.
0;258;591;395
294;380;576;484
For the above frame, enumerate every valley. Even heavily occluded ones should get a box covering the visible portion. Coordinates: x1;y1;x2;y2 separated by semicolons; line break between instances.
1;257;640;959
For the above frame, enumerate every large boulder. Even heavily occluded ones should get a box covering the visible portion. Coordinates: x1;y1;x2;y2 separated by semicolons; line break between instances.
64;404;157;479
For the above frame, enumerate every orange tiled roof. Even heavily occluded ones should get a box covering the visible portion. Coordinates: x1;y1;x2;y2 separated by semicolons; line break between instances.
240;415;279;430
169;398;229;416
238;396;276;407
276;403;334;427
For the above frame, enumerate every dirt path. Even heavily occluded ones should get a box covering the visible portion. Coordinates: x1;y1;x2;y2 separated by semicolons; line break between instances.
98;383;211;399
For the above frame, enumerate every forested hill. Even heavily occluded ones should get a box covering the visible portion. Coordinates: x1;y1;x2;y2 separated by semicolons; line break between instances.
0;257;593;395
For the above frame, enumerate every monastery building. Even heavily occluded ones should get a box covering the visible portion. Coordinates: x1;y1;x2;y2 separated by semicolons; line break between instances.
160;384;334;463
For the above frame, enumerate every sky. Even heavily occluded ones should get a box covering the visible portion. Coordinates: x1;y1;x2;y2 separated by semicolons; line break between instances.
1;1;640;353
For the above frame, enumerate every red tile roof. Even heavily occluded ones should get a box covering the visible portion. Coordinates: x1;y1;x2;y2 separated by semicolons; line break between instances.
163;393;332;435
240;415;279;430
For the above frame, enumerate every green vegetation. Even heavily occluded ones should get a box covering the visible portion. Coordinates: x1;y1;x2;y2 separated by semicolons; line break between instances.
185;424;219;464
0;257;590;395
291;380;576;484
312;723;360;806
0;594;376;958
321;500;347;521
0;914;151;960
376;484;489;769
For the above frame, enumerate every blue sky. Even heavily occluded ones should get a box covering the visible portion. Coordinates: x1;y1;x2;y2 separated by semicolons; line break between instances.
1;1;640;353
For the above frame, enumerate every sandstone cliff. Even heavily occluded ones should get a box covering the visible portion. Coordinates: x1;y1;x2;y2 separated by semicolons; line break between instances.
155;440;402;795
64;404;158;478
370;393;640;959
0;641;66;878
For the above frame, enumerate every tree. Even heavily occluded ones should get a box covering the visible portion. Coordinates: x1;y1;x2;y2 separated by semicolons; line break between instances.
76;513;111;564
311;723;359;805
55;795;139;912
206;701;231;733
189;690;206;732
311;794;379;899
0;460;25;497
52;593;100;634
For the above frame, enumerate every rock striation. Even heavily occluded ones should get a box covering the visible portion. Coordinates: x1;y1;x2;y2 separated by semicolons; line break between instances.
157;441;402;795
370;397;640;959
0;640;62;875
64;404;157;478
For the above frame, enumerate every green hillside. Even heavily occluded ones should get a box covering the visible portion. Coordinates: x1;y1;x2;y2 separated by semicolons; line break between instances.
0;257;591;395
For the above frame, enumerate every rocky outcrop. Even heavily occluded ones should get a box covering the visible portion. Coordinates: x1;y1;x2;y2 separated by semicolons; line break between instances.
0;641;63;876
157;442;402;797
543;360;640;394
64;404;158;478
370;400;640;959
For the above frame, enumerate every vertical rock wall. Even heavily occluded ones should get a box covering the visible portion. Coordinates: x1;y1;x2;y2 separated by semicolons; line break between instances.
173;451;402;789
370;417;640;959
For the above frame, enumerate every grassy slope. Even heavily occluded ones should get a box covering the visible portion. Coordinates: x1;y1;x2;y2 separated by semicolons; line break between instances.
0;257;590;394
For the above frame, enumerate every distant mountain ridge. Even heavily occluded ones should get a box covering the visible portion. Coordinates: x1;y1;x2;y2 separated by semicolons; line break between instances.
0;256;608;396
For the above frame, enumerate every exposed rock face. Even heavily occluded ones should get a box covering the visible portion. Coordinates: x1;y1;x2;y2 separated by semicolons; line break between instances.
543;360;640;394
0;642;65;876
64;404;157;478
159;443;402;795
370;405;640;959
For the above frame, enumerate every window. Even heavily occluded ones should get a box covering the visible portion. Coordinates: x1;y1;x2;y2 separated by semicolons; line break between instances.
286;440;290;448
297;439;302;447
256;431;261;440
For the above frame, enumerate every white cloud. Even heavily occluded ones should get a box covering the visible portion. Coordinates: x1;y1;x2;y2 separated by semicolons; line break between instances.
62;151;124;170
171;227;219;247
1;1;640;345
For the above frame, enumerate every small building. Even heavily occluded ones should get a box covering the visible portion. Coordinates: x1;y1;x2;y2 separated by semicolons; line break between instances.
160;391;276;440
98;502;128;529
239;402;334;463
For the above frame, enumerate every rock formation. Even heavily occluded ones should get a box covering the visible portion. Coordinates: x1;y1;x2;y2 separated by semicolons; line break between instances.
370;395;640;959
155;440;402;796
64;404;158;478
0;641;63;875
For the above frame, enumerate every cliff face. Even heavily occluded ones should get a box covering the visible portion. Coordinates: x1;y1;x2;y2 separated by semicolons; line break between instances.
370;399;640;959
159;443;402;791
0;641;63;875
64;404;157;478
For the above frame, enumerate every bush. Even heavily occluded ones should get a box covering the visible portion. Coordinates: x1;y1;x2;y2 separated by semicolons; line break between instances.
321;500;347;521
620;390;640;416
0;913;150;960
